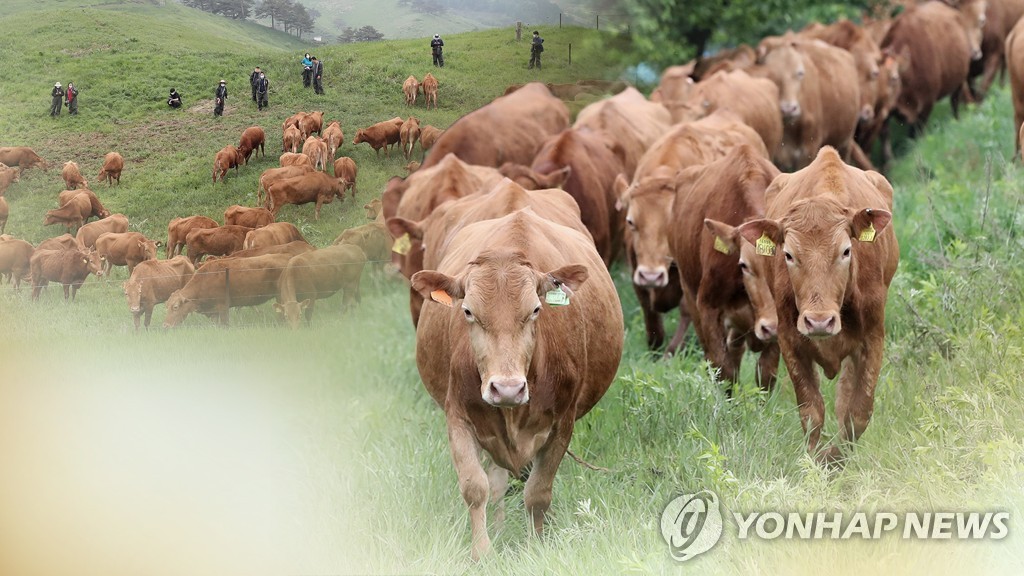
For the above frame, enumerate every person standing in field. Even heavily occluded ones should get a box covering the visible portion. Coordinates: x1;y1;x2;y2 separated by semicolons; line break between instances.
529;30;544;70
311;56;324;95
302;53;313;87
50;82;64;116
65;81;79;115
249;66;262;103
255;72;270;111
214;79;227;116
431;34;444;67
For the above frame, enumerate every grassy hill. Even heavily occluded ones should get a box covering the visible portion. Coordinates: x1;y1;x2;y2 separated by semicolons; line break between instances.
3;1;1024;575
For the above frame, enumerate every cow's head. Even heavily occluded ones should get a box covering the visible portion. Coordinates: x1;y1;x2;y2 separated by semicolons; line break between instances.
353;130;365;145
740;198;891;339
616;171;678;288
412;253;589;408
274;299;310;330
957;0;987;61
386;217;425;280
84;249;104;277
759;39;806;120
363;198;383;220
124;278;143;313
163;290;197;328
704;219;778;342
139;238;159;261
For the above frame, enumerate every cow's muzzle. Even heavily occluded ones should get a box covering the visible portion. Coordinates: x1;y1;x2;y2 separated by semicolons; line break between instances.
484;376;529;407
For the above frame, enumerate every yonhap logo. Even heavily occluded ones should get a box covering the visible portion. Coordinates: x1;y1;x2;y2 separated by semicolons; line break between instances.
660;490;723;561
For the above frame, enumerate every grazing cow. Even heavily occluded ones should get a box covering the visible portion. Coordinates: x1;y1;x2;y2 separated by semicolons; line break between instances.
1007;15;1024;155
334;222;393;266
30;247;104;301
755;33;863;170
243;221;307;250
61;161;88;189
667;145;781;391
76;213;129;249
418;125;443;159
44;193;93;233
219;240;313;260
57;189;110;221
37;234;83;251
184;224;253;265
334;157;357;199
283;125;303;153
0;164;19;196
363;198;382;221
410;208;623;560
224;205;274;229
0;197;6;235
967;0;1024;101
322;121;344;160
97;152;124;186
163;252;295;327
421;82;569;169
572;86;671;178
403;75;420;106
275;244;367;328
0;238;33;289
279;151;313;169
302;136;329;172
166;215;218;258
352;117;404;157
258;164;314;205
212;145;244;183
238;126;266;163
0;146;48;172
400;116;421;160
94;231;159;276
264;171;345;220
300;111;325;139
421;72;438;109
283;111;308;134
737;146;899;464
123;256;195;330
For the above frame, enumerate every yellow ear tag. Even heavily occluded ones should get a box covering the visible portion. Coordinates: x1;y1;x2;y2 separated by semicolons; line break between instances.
755;233;776;257
713;236;731;255
545;286;570;307
858;223;876;243
430;289;453;307
392;232;412;255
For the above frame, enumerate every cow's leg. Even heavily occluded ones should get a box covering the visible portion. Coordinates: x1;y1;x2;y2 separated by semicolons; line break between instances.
721;325;747;393
781;342;826;459
63;282;72;300
833;337;883;461
755;342;780;393
134;310;142;331
664;305;691;357
144;306;154;330
447;416;491;560
977;54;1003;101
524;419;573;537
314;198;322;221
486;461;509;534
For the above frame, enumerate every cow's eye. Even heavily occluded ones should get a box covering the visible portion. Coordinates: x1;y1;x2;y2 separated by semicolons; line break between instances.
626;217;635;228
462;306;474;322
532;305;541;317
842;246;851;259
784;250;794;263
739;261;749;273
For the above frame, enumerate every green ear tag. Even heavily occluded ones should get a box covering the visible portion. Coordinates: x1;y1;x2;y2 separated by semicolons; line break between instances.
545;286;570;307
755;233;776;257
858;223;876;243
713;236;731;255
392;233;412;255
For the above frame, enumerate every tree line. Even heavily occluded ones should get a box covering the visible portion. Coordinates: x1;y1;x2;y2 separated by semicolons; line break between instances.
179;0;317;39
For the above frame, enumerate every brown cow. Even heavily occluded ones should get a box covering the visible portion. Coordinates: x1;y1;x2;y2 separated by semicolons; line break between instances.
652;62;695;109
403;75;420;106
572;86;671;179
283;125;303;153
300;111;325;139
693;44;758;80
76;213;129;249
0;164;19;196
57;189;110;221
264;171;345;220
218;240;313;261
409;208;623;560
400;116;421;160
668;145;781;392
803;19;885;127
30;247;104;301
279;151;313;169
123;256;195;330
333;157;357;199
0;196;6;235
44;193;93;233
164;252;295;327
97;152;124;186
737;146;899;465
967;0;1023;101
94;231;159;276
166;215;218;258
0;238;33;289
856;53;902;168
224;205;274;229
274;244;367;328
61;161;88;189
212;145;243;183
301;136;329;171
258;164;314;206
238;126;266;163
322;121;344;161
283;111;307;134
1007;15;1024;155
243;221;307;250
334;222;393;266
0;147;47;172
184;224;252;265
363;197;382;221
421;72;438;109
421;83;568;169
37;234;83;251
418;125;443;159
352;117;404;157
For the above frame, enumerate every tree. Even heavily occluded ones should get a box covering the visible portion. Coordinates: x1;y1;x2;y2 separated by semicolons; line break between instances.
255;0;293;30
337;27;356;44
354;25;385;42
290;3;315;39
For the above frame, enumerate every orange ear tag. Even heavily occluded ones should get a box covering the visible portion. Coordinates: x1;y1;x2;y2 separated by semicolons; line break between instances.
430;289;453;307
713;236;731;255
392;233;412;255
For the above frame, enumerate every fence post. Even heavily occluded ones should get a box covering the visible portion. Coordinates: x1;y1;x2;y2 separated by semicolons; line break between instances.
223;268;231;327
568;43;572;66
596;14;599;30
516;21;522;41
559;12;562;28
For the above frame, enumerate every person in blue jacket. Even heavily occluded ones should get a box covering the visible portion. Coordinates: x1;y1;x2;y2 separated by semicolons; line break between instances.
301;53;313;87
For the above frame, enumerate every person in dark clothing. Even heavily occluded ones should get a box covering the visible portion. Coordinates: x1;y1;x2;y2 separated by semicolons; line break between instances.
255;72;269;111
529;30;544;70
431;34;444;67
65;82;79;115
301;53;313;87
311;57;324;95
50;82;64;116
168;88;182;109
249;66;261;102
214;79;227;116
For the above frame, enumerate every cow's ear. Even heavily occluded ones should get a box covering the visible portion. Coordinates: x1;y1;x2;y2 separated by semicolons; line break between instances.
386;217;423;242
411;270;465;301
538;264;588;299
545;165;572;189
738;219;783;256
703;219;740;255
850;208;892;242
155;240;164;247
614;173;630;211
300;299;312;311
273;302;285;316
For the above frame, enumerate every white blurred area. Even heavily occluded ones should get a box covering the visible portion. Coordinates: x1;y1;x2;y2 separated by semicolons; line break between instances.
0;339;362;576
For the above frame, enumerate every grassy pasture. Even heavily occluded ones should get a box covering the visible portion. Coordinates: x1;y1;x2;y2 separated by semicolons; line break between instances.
2;2;1024;575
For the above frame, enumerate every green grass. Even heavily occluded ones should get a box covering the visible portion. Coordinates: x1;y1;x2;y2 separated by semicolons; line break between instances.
3;2;1024;575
